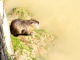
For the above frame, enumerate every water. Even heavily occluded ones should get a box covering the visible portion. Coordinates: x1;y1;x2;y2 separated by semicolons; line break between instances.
4;0;80;60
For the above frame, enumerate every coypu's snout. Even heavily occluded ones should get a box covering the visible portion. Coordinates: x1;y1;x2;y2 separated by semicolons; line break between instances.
35;21;39;29
35;23;39;29
29;19;39;29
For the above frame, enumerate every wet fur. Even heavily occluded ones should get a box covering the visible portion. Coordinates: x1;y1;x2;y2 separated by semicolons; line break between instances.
10;19;39;36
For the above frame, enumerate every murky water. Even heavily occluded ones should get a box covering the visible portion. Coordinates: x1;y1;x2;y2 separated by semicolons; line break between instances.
4;0;80;60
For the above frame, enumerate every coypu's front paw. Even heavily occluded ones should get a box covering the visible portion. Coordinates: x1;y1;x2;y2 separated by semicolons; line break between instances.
30;32;33;36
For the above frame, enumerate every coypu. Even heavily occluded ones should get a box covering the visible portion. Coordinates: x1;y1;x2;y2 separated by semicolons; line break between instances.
10;19;39;36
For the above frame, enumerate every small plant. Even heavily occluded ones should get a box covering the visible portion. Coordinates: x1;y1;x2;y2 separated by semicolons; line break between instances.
13;7;25;15
28;46;33;50
35;35;40;39
27;12;32;16
32;57;37;60
8;7;32;20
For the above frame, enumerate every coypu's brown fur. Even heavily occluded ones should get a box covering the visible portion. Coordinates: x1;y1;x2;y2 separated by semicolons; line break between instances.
10;19;39;36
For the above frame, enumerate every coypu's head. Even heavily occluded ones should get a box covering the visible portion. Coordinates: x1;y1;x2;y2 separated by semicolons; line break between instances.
28;19;39;29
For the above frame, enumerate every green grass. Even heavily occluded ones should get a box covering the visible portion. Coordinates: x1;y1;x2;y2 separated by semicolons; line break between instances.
32;57;37;60
12;35;21;51
34;29;47;33
12;35;27;52
28;46;33;50
13;7;25;17
27;12;32;16
35;35;40;39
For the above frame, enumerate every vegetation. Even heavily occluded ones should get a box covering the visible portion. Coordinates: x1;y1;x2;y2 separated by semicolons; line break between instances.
10;29;55;60
8;7;32;20
12;35;28;52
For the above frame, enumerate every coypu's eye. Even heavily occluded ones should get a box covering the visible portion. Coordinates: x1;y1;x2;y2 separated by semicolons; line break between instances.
30;22;33;24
